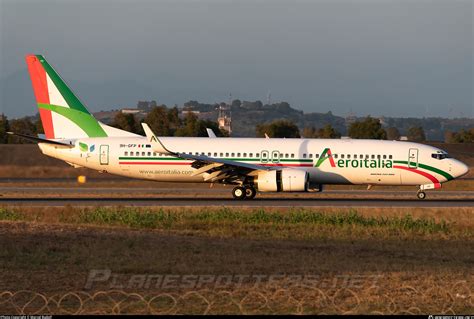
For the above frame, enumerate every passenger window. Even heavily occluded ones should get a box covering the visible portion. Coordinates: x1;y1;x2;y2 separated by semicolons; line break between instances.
243;153;247;157
220;153;223;157
383;155;386;159
153;152;157;156
148;152;151;156
249;153;253;157
125;151;128;156
341;154;345;159
237;153;241;157
309;154;313;158
255;153;259;157
347;154;351;159
366;154;370;159
360;154;363;159
334;154;338;159
315;154;319;158
377;155;381;159
389;155;393;159
214;152;217;157
231;153;235;157
291;154;294;158
142;152;145;156
226;152;229;157
371;155;375;159
303;153;307;158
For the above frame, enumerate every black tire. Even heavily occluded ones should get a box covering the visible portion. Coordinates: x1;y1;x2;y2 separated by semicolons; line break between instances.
244;187;257;200
232;186;246;200
417;191;426;200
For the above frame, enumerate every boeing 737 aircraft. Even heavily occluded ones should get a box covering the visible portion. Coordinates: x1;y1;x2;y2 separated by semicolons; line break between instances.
12;55;469;200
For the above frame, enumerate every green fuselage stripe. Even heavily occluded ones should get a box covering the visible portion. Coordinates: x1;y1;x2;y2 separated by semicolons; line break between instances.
394;160;453;180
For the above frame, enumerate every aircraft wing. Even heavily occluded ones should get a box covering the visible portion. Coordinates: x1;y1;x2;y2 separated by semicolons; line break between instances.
141;123;273;183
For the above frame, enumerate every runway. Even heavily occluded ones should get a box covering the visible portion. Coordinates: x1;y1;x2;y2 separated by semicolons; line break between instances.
1;196;473;207
1;183;473;207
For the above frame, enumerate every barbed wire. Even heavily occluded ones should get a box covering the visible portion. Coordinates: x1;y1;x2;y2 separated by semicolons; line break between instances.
0;281;471;314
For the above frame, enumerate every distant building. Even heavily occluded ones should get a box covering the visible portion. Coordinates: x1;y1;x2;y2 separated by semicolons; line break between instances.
121;108;141;114
218;105;232;135
137;100;157;110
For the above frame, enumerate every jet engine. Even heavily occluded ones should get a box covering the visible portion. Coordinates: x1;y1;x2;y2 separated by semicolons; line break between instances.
255;169;309;192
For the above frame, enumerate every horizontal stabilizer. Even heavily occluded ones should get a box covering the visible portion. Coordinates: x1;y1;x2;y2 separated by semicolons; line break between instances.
7;132;74;147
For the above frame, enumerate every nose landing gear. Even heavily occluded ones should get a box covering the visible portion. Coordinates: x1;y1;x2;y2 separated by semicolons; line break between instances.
417;190;426;200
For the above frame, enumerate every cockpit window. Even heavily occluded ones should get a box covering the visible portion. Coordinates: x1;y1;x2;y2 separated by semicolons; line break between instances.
431;153;450;160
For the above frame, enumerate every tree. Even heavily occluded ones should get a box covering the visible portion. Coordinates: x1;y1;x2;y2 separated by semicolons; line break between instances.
445;128;474;143
348;117;387;139
8;118;37;143
175;112;200;137
302;124;341;138
386;127;401;140
145;106;174;136
112;112;140;134
167;106;181;133
256;120;300;138
407;126;426;142
444;130;456;143
0;114;9;144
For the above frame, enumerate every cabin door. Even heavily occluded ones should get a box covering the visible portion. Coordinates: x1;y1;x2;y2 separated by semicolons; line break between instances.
100;145;109;165
408;148;418;168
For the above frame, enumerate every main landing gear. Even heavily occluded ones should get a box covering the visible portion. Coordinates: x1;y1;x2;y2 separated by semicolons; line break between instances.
417;190;426;200
232;186;257;200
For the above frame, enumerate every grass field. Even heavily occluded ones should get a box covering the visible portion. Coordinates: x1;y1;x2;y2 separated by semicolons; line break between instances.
0;206;472;314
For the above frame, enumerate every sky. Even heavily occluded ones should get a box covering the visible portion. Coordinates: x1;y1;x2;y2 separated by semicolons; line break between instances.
0;0;472;119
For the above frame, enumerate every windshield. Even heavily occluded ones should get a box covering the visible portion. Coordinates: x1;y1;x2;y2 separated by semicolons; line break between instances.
431;153;450;160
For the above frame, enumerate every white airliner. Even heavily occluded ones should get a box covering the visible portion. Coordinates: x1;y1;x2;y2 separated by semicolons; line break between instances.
12;55;469;200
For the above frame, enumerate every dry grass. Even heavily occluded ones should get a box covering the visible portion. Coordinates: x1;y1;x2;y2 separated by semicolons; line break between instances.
0;206;472;314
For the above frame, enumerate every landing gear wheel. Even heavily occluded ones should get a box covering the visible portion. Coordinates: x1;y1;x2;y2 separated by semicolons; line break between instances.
232;186;246;200
417;191;426;200
244;187;257;200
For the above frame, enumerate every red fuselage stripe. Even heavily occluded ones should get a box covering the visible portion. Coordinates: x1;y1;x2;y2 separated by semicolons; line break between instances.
394;165;441;188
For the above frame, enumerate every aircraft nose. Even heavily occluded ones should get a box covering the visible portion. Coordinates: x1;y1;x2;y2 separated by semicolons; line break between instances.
453;160;469;178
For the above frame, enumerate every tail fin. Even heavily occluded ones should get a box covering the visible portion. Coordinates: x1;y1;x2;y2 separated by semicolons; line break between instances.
25;54;139;139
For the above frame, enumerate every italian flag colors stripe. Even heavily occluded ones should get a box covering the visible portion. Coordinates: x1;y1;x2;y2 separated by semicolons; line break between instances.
118;157;313;167
25;54;106;138
393;160;453;181
394;165;441;188
26;55;55;138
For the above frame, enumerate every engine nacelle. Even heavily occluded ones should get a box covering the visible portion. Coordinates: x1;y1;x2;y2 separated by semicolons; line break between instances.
256;169;309;192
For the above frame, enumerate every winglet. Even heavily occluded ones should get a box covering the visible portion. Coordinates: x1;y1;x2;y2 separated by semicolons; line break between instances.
141;123;174;155
206;128;217;138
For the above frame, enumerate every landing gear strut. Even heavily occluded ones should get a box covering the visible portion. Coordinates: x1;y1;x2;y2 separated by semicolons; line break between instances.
417;191;426;200
232;186;257;200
